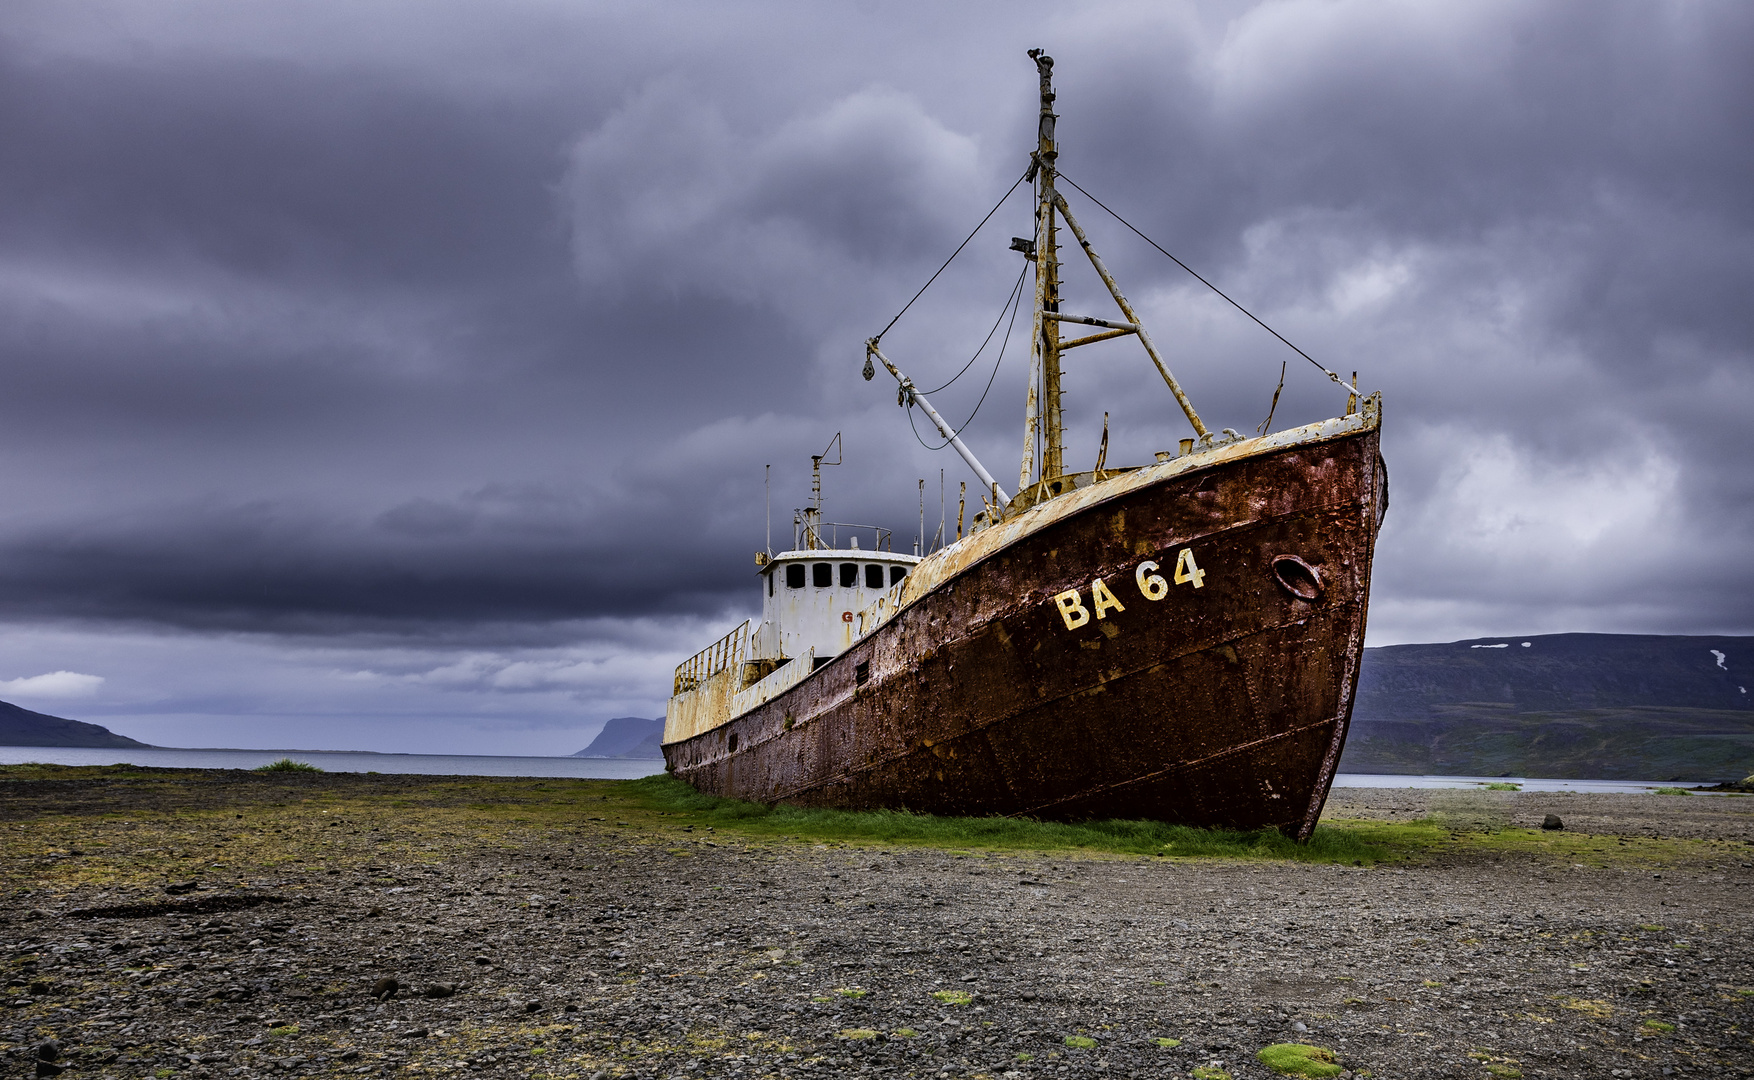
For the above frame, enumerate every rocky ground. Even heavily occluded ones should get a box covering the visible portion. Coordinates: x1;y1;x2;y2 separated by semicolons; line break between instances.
2;769;1751;1080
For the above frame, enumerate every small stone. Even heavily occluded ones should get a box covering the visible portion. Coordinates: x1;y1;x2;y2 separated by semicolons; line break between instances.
1542;815;1564;830
36;1040;62;1062
421;984;456;999
1291;1021;1308;1032
339;1051;360;1061
371;978;399;1001
402;1028;429;1040
35;1062;65;1078
471;956;493;966
165;881;199;895
524;1000;543;1013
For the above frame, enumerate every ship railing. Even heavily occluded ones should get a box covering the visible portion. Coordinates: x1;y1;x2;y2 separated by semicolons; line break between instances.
797;522;893;552
674;620;751;695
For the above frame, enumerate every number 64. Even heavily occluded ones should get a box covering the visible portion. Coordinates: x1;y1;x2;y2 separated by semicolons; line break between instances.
1136;548;1205;600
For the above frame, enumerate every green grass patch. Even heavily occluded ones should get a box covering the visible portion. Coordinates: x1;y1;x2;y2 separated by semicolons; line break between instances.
1483;1066;1523;1078
625;774;1387;862
1257;1043;1343;1077
255;758;322;773
891;1028;919;1039
1481;782;1521;791
931;990;973;1006
836;1029;877;1041
1192;1067;1232;1080
1641;1019;1675;1033
1153;1037;1182;1048
1653;787;1691;796
832;988;867;999
1064;1036;1096;1049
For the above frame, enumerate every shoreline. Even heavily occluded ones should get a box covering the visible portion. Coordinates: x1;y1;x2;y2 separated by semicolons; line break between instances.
4;747;1743;792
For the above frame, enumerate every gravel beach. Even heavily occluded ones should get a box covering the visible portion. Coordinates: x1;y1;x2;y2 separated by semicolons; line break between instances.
3;769;1750;1080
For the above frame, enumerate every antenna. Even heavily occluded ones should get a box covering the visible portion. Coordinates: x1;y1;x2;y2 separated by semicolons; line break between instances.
765;465;771;555
916;479;925;556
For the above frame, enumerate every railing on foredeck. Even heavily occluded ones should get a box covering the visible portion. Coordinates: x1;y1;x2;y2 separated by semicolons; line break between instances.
673;621;750;695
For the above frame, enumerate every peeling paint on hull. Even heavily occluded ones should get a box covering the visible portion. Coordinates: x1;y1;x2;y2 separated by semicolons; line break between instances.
664;413;1386;841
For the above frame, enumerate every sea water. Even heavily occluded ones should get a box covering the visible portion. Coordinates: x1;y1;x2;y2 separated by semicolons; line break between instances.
0;745;662;779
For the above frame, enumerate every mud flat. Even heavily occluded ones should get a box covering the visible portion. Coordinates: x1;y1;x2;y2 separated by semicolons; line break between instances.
2;766;1751;1080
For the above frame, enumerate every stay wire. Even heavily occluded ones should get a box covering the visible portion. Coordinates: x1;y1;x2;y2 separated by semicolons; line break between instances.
874;167;1032;345
908;259;1028;452
922;260;1031;396
1055;170;1352;390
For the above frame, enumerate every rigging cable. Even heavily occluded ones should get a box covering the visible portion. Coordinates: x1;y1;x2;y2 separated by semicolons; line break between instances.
873;167;1033;345
922;259;1032;395
908;259;1030;452
1055;171;1362;395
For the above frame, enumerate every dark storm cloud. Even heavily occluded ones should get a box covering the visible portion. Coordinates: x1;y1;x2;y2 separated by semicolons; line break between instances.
0;0;1749;656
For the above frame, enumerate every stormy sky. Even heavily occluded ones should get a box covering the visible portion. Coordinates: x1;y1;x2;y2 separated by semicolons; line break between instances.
1;1;1749;753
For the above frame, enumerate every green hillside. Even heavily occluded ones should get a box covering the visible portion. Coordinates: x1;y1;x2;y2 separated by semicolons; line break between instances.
1340;634;1753;780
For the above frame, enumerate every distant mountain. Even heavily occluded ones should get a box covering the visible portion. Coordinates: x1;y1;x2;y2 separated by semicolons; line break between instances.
1339;633;1754;780
0;700;153;749
573;717;664;759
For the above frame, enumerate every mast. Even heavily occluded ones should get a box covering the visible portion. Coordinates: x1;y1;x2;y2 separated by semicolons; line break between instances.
1020;49;1065;491
802;433;840;550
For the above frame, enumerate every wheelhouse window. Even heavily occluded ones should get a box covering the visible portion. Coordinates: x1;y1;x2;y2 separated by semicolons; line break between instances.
890;565;908;585
864;564;884;589
839;563;858;588
812;562;832;588
786;564;806;589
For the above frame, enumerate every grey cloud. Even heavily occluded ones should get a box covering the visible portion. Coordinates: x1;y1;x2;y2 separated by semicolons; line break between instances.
0;1;1749;749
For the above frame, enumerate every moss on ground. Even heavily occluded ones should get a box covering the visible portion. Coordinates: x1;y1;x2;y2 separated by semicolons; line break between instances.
626;774;1389;863
1257;1043;1344;1077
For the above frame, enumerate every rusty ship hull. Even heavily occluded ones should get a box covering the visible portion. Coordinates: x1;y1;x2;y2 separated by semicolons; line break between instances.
664;403;1386;839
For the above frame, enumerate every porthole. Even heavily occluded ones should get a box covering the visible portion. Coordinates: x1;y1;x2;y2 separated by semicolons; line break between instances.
786;564;806;589
728;732;739;752
813;563;832;588
864;564;884;589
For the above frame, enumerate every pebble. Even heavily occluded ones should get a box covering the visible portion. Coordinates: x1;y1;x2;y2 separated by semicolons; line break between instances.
370;978;398;1001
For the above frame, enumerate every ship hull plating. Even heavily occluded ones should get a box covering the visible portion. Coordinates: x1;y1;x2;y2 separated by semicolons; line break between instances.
664;427;1385;840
